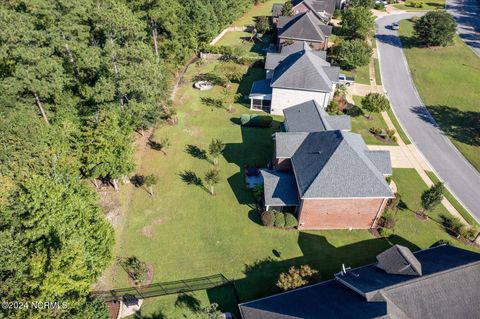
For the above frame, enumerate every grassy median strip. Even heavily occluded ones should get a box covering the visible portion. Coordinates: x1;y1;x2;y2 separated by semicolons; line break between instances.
386;108;411;145
373;58;382;85
425;171;479;227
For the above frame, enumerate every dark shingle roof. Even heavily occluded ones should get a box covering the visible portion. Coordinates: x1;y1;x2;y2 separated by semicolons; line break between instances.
261;170;299;206
265;42;327;70
279;130;393;198
283;100;351;132
270;50;337;92
278;11;332;42
239;245;480;319
249;79;272;98
376;245;422;276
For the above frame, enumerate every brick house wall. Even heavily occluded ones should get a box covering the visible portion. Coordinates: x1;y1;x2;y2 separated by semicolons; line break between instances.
297;198;388;230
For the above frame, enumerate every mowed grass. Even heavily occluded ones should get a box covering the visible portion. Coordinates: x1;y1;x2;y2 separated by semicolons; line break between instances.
108;60;393;317
214;31;269;57
373;58;382;85
341;63;370;85
425;171;479;227
386;168;478;249
399;19;480;171
393;0;444;11
351;95;397;145
387;108;412;144
232;0;279;26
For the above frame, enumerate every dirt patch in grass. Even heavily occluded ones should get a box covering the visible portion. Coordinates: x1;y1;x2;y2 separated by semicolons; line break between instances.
142;218;164;239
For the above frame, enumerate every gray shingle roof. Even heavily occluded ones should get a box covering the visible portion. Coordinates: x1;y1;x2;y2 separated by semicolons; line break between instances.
292;0;336;15
283;130;393;198
270;50;337;92
249;79;272;98
274;132;308;158
265;42;327;70
239;245;480;319
278;11;332;42
376;245;422;276
365;151;392;176
261;170;299;206
283;100;351;132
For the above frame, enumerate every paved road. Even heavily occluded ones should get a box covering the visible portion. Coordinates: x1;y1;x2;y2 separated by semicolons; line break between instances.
376;13;480;222
446;0;480;56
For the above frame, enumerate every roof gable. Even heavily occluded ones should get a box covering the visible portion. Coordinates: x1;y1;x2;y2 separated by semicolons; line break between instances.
278;11;332;42
270;50;335;92
289;131;393;198
376;245;422;276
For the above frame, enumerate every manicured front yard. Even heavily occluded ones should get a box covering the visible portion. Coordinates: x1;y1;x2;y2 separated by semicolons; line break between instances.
399;19;480;171
341;64;370;85
393;0;444;11
351;95;397;145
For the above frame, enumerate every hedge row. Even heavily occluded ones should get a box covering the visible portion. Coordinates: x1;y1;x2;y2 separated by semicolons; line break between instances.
261;210;298;229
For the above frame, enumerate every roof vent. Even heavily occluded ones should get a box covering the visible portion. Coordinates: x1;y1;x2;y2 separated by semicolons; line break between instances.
376;245;422;276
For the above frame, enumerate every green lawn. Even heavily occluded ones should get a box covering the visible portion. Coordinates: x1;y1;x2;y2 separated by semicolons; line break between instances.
398;19;480;171
373;58;382;85
386;108;412;145
232;0;280;27
351;95;397;145
393;0;444;10
386;168;478;250
215;31;269;57
425;171;479;227
341;64;370;85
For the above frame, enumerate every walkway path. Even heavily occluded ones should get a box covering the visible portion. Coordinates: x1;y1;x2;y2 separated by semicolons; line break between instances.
376;12;480;223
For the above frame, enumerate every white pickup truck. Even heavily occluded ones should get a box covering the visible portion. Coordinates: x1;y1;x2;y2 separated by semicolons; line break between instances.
338;74;355;86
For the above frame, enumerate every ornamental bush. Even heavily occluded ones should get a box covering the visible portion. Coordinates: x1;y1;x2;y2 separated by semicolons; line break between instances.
284;213;298;228
274;211;286;228
261;210;275;227
276;265;319;291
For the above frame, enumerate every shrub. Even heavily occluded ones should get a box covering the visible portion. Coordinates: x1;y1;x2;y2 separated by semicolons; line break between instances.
387;192;402;211
459;226;479;241
362;93;390;118
255;16;271;33
333;39;372;70
327;100;338;114
409;1;424;8
240;114;273;127
284;213;298;228
261;210;275;227
276;265;319;291
441;214;464;235
414;11;457;46
378;226;393;237
333;9;342;19
374;3;385;10
274;211;286;228
121;256;148;283
252;185;264;203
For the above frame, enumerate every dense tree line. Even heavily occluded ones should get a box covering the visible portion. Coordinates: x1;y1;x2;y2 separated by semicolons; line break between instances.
0;0;255;317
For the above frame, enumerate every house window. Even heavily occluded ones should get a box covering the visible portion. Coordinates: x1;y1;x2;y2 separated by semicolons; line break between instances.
252;99;271;112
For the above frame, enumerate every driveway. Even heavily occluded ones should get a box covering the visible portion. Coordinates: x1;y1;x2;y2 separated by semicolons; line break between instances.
446;0;480;57
376;13;480;221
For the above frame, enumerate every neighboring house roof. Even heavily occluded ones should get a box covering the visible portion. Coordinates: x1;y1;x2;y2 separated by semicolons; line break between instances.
261;170;299;206
249;79;272;98
376;245;422;276
239;244;480;319
276;130;393;198
265;41;326;70
278;11;332;42
272;3;283;17
283;100;351;132
293;0;336;16
270;50;339;92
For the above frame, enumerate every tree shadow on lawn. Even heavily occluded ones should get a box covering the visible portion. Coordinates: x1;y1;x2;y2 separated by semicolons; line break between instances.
134;309;166;319
235;67;267;109
412;105;480;146
234;232;419;303
175;292;202;312
206;285;241;317
185;144;210;162
224;119;282;205
178;170;210;194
